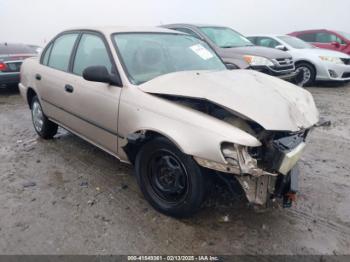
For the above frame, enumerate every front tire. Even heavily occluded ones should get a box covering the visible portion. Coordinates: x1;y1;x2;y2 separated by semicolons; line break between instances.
31;96;58;139
295;62;316;86
135;137;206;218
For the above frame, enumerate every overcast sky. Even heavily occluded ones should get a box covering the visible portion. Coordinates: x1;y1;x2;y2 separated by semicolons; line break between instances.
1;0;349;46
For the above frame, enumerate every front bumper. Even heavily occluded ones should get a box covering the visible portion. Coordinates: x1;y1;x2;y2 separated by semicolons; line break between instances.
316;62;350;81
0;72;20;87
194;131;307;208
250;65;297;81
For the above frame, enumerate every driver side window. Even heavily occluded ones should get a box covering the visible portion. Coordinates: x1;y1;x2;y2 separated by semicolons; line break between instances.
256;37;280;48
72;34;112;76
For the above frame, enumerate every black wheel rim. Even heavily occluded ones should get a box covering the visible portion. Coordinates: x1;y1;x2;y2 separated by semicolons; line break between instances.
146;149;189;204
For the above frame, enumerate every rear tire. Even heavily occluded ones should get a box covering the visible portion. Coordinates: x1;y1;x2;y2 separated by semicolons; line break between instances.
295;62;316;86
135;137;206;218
31;96;58;139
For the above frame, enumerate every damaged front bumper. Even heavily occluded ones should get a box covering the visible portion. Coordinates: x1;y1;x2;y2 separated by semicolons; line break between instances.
194;131;307;208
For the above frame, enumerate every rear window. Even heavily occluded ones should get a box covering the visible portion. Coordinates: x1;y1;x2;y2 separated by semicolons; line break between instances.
0;44;34;55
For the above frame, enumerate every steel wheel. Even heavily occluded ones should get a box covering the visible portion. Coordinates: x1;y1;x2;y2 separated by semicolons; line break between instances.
147;149;189;203
32;100;44;132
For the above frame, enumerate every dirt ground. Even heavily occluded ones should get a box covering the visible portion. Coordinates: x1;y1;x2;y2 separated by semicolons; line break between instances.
0;83;350;255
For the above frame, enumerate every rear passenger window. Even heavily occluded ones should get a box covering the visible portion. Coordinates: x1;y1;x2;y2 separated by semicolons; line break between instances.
173;28;200;39
48;34;78;71
256;37;280;48
73;34;112;76
42;43;53;65
298;33;316;42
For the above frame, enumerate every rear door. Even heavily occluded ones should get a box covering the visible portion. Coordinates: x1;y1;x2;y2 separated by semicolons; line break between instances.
36;33;79;121
62;32;122;154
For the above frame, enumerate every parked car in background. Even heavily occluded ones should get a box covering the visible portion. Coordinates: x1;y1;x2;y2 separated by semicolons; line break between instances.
289;29;350;55
248;35;350;86
0;43;37;88
19;27;319;217
162;24;298;82
27;44;43;54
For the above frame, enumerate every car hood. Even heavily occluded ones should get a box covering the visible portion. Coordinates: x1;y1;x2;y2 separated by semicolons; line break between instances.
299;48;350;58
139;70;319;132
218;45;291;59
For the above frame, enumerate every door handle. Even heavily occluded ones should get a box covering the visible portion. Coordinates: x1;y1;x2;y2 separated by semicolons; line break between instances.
35;74;41;80
64;84;74;93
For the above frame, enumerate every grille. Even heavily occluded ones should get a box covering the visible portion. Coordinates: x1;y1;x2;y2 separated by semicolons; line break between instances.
271;65;295;72
341;58;350;65
342;72;350;78
275;57;294;66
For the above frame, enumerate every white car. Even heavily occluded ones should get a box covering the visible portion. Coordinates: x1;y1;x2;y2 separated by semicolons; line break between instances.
248;35;350;86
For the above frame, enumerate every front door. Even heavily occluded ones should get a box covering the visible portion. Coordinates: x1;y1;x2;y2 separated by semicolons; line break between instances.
62;32;121;155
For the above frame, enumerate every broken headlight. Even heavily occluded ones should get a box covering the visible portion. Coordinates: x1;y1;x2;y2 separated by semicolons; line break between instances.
221;142;239;166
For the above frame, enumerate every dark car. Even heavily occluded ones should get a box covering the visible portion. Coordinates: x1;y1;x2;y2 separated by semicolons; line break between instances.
162;24;297;81
289;29;350;55
0;43;36;88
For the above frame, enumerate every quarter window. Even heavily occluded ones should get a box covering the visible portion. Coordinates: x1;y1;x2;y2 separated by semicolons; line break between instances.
73;34;112;76
48;33;78;71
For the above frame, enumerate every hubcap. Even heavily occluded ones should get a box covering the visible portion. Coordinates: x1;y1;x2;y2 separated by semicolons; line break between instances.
32;101;44;132
296;66;312;86
147;150;188;203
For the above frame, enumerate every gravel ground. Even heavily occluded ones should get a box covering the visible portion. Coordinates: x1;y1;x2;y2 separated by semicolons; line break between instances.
0;83;349;255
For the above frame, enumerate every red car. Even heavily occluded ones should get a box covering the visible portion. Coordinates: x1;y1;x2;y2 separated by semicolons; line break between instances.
289;29;350;55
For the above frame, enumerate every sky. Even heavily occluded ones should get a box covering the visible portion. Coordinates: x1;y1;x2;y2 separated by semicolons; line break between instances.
1;0;349;46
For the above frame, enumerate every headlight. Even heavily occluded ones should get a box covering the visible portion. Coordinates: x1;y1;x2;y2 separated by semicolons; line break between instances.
319;56;344;64
243;55;274;66
221;142;239;165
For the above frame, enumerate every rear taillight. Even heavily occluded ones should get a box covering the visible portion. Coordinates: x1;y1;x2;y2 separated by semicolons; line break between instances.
0;62;7;71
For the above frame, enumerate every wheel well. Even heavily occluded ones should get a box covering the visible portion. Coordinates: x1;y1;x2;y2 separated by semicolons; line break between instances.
123;131;175;165
295;60;316;74
27;88;37;109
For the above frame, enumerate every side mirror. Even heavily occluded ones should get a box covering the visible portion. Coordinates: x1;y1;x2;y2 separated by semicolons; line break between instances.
82;66;122;86
275;45;288;51
225;63;239;70
331;41;340;48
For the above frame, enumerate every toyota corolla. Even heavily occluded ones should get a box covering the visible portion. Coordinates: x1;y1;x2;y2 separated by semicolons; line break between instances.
19;27;319;217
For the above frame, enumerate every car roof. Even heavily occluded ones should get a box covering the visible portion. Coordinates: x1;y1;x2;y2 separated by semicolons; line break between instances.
290;29;330;34
65;26;182;35
162;23;228;28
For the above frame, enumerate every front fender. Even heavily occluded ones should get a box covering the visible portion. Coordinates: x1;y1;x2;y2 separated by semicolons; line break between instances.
118;87;261;164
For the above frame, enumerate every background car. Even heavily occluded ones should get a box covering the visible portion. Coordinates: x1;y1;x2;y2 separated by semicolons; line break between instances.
289;29;350;55
27;44;43;54
0;43;37;88
162;24;297;82
248;35;350;86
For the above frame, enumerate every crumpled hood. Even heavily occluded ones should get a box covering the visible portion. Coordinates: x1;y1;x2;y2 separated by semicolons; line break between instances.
139;70;319;132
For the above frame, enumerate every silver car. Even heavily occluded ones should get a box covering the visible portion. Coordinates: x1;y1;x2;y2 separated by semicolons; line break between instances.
248;35;350;86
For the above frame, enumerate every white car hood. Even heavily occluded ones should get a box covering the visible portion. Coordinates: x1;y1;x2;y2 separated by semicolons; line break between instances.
139;70;319;132
296;48;350;58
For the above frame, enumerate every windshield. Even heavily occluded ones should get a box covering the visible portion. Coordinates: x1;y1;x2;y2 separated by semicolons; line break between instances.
337;31;350;40
199;27;253;48
113;33;226;85
278;36;315;49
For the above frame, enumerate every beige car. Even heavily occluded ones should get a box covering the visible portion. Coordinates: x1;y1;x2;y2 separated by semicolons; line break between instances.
19;26;319;217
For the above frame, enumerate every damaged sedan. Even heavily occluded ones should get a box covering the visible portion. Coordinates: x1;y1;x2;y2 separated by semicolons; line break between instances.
19;27;319;217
